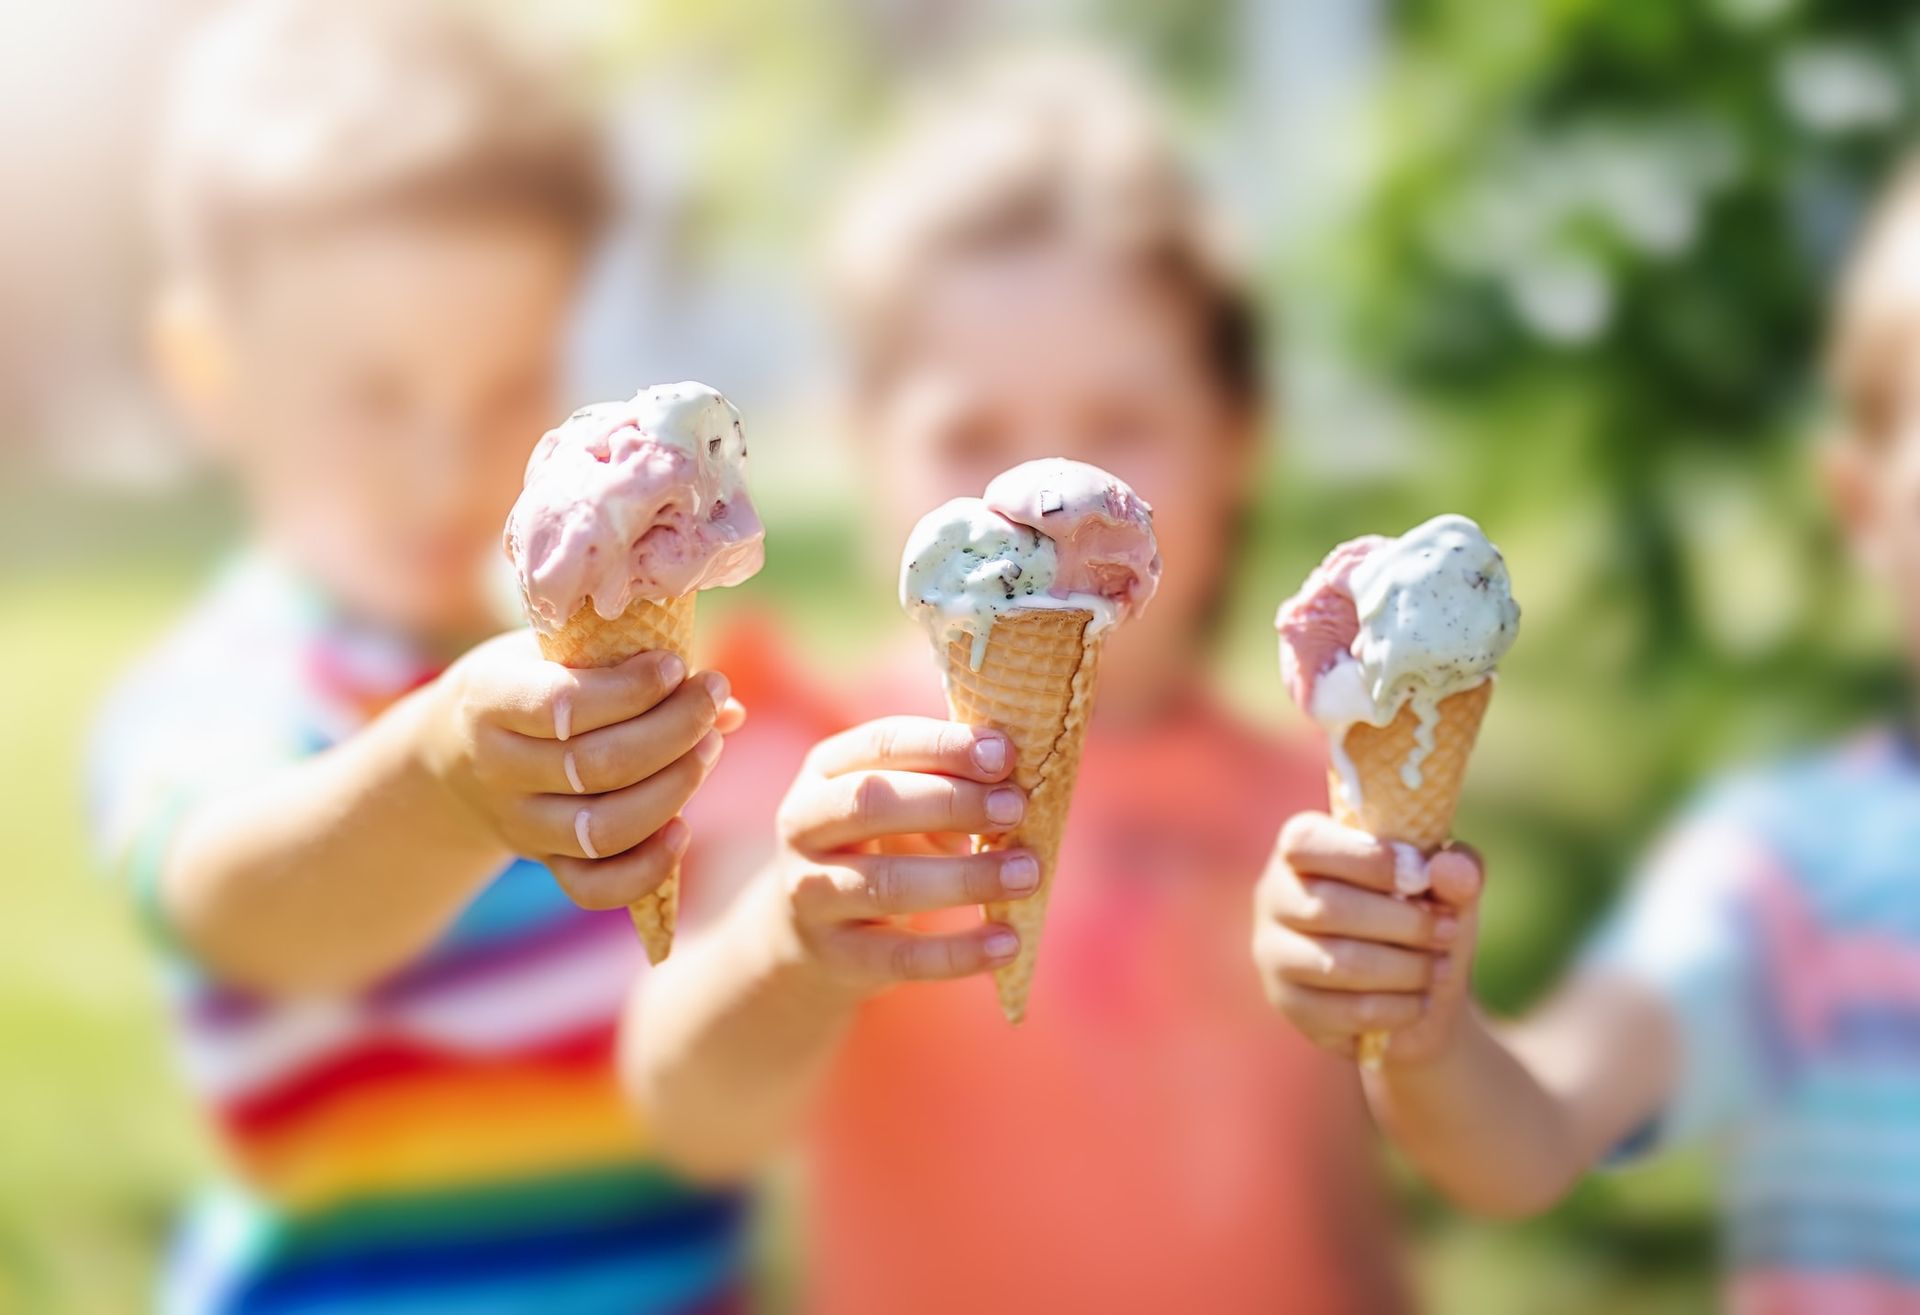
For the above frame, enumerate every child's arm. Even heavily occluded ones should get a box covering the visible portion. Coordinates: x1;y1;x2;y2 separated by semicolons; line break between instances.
626;716;1034;1181
1253;812;1679;1217
164;632;732;993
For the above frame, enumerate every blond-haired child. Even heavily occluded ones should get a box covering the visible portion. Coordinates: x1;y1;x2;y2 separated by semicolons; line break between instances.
93;3;744;1309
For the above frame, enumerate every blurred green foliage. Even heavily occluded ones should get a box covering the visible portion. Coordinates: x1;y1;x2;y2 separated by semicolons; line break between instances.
1314;0;1920;996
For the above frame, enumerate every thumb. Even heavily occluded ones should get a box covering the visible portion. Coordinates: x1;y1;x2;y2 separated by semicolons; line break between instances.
1427;842;1485;911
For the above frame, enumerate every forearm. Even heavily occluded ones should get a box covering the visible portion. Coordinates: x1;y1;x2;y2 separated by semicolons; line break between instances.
164;685;506;993
625;877;864;1182
1370;970;1680;1219
1364;1007;1589;1218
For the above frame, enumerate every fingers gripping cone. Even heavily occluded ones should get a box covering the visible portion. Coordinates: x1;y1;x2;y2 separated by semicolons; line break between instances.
942;608;1100;1024
536;593;697;964
900;459;1158;1020
1326;680;1492;1068
506;383;766;962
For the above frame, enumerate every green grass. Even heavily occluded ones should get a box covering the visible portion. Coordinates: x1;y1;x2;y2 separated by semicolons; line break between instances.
0;552;220;1313
0;483;1715;1312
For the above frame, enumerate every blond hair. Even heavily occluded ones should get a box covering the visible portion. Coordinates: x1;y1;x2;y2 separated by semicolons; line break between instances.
157;0;609;280
1828;160;1920;447
826;50;1262;407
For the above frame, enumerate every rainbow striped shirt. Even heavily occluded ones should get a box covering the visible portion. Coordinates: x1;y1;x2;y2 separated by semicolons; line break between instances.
1589;731;1920;1313
89;558;745;1314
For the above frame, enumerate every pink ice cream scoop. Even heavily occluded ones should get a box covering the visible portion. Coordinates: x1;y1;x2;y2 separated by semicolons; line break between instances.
1274;535;1385;709
505;382;765;633
984;458;1162;620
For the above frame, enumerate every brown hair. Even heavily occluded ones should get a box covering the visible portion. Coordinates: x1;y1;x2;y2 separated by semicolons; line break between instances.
824;50;1263;411
1828;158;1920;448
156;0;610;282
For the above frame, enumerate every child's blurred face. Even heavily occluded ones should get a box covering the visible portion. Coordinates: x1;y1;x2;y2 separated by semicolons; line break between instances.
1836;395;1920;665
863;244;1255;696
177;213;578;641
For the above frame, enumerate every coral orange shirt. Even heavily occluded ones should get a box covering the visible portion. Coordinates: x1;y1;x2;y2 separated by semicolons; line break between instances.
685;615;1406;1315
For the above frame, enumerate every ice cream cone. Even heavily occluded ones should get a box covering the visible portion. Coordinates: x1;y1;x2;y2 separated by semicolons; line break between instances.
1327;679;1492;1067
536;593;697;964
941;607;1101;1024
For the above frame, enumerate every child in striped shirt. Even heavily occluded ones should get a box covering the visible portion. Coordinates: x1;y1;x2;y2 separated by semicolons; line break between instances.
90;3;745;1310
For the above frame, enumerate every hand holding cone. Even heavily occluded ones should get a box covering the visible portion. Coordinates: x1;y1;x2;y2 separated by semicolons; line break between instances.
1325;682;1492;1066
1275;515;1519;1067
900;460;1160;1022
942;608;1100;1023
505;383;765;963
532;594;696;964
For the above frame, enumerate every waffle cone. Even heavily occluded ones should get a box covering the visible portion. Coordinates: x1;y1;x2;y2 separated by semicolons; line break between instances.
941;608;1100;1024
1327;679;1492;1066
535;593;697;964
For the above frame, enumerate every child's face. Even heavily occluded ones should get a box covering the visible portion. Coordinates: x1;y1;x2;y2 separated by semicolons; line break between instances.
174;214;579;641
1833;406;1920;667
864;245;1256;697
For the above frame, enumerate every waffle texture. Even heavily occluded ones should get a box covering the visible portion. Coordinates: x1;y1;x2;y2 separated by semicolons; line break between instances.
1327;679;1493;1066
942;608;1100;1023
535;593;697;964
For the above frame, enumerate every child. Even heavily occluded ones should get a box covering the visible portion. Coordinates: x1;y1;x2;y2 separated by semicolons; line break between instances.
1254;162;1920;1310
633;55;1408;1315
91;3;746;1310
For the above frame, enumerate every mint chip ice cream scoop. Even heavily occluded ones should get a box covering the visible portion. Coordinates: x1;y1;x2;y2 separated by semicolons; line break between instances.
1277;514;1519;794
900;459;1161;672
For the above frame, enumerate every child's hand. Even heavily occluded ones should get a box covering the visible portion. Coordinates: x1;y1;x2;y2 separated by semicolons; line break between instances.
1253;812;1485;1066
765;716;1036;993
425;631;741;909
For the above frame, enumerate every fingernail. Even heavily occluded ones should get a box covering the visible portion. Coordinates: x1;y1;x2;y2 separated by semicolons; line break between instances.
1433;915;1458;943
985;788;1024;826
574;809;599;860
984;929;1019;959
701;671;730;710
563;751;585;794
660;654;687;686
553;692;572;743
695;731;724;767
1392;842;1430;895
663;817;691;855
972;736;1007;774
1001;854;1039;892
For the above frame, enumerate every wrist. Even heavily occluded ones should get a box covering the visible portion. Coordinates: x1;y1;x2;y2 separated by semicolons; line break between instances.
394;681;508;867
1370;1002;1484;1090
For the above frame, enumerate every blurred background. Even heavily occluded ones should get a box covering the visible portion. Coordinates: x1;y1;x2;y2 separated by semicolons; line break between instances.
5;0;1918;1310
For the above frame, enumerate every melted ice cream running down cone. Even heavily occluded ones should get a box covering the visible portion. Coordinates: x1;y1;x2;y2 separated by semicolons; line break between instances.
505;382;765;963
900;459;1160;1023
1275;514;1519;1066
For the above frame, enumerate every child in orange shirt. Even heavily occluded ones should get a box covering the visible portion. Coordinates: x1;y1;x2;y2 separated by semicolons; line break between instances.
633;55;1407;1315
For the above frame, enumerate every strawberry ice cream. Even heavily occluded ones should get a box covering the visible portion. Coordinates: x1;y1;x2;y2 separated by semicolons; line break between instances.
1276;535;1388;711
983;458;1162;617
506;382;765;633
